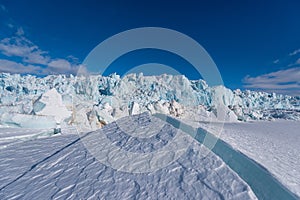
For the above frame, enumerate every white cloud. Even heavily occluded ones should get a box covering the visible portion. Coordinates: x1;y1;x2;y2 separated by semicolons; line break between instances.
48;59;79;74
0;31;50;65
0;59;46;75
0;27;80;75
24;51;50;65
289;49;300;56
48;59;71;70
0;37;36;58
49;59;79;75
243;67;300;96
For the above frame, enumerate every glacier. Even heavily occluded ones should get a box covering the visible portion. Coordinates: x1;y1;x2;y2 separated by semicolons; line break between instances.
0;72;299;130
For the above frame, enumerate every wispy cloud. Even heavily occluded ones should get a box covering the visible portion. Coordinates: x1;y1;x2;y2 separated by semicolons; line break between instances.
243;67;300;96
0;27;80;75
289;49;300;56
7;23;14;28
0;4;7;12
287;56;300;67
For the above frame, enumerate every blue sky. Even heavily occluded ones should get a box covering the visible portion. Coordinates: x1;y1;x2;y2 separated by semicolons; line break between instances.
0;0;299;95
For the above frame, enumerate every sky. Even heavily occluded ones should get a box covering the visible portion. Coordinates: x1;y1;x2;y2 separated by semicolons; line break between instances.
0;0;299;95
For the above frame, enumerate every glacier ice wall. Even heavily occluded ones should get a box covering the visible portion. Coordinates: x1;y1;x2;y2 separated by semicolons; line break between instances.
0;73;299;130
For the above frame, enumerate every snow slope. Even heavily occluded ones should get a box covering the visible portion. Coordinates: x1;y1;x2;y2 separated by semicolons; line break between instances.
0;114;256;199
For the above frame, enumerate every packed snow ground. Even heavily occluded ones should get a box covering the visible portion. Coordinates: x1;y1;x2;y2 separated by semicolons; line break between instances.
183;119;300;198
0;127;55;149
0;114;256;199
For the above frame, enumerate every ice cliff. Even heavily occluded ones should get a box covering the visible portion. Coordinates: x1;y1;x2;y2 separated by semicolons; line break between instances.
0;73;299;130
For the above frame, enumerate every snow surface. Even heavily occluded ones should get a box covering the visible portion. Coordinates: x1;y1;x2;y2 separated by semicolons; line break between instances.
0;114;256;199
0;73;299;131
0;128;55;149
183;119;300;198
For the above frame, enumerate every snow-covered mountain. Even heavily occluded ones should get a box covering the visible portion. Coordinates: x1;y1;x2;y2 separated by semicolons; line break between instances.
0;73;299;130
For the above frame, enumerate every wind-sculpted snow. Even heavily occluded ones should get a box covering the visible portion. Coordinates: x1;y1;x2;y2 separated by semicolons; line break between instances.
193;119;300;198
0;114;256;199
0;73;299;130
